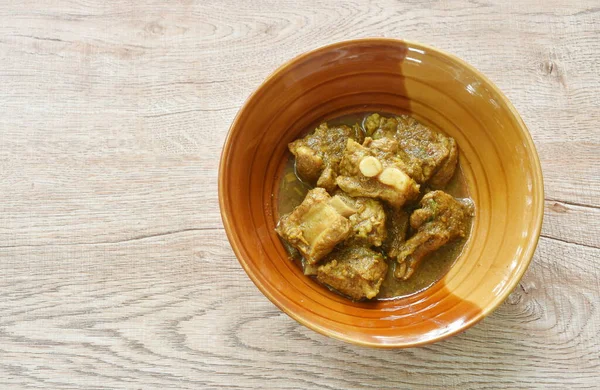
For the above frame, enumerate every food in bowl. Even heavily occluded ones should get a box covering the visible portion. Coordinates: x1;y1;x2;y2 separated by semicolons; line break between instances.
275;112;474;300
219;39;544;347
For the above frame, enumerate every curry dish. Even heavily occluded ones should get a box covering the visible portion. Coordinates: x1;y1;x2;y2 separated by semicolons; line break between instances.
276;113;473;301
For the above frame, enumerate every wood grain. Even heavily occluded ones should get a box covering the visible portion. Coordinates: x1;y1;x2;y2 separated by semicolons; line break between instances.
0;0;598;388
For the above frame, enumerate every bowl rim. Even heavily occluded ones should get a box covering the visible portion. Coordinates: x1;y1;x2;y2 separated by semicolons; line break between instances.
218;37;544;348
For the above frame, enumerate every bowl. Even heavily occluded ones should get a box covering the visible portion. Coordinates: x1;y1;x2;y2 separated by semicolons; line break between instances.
219;38;544;348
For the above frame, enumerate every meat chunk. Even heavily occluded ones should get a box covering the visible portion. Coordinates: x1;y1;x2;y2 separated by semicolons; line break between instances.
289;122;364;192
364;113;458;188
334;191;387;247
275;188;352;264
427;138;458;188
317;247;388;300
393;191;473;280
335;137;420;208
382;207;410;258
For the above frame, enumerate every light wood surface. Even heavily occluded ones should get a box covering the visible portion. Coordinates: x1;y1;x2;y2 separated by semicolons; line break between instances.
0;1;598;389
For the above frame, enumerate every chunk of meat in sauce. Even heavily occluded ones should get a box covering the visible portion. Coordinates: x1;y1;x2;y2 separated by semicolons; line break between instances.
393;190;473;280
288;123;364;192
336;137;420;208
364;113;458;188
317;246;388;300
275;188;352;264
382;207;410;258
333;191;387;247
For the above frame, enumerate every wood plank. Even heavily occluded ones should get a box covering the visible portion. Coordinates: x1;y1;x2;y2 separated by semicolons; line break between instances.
542;199;600;249
0;155;221;247
0;0;598;246
0;231;597;389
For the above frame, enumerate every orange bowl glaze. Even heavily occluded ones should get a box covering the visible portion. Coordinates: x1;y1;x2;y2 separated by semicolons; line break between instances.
219;38;544;348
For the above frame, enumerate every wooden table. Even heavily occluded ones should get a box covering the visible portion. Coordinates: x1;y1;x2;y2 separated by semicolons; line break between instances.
1;1;598;389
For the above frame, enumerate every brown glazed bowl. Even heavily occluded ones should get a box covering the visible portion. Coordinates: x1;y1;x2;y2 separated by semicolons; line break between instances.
219;38;544;348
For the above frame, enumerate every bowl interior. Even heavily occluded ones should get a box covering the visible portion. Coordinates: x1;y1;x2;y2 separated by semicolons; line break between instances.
219;39;543;347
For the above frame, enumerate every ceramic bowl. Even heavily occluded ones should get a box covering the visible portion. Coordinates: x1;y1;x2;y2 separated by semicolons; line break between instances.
219;38;543;348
